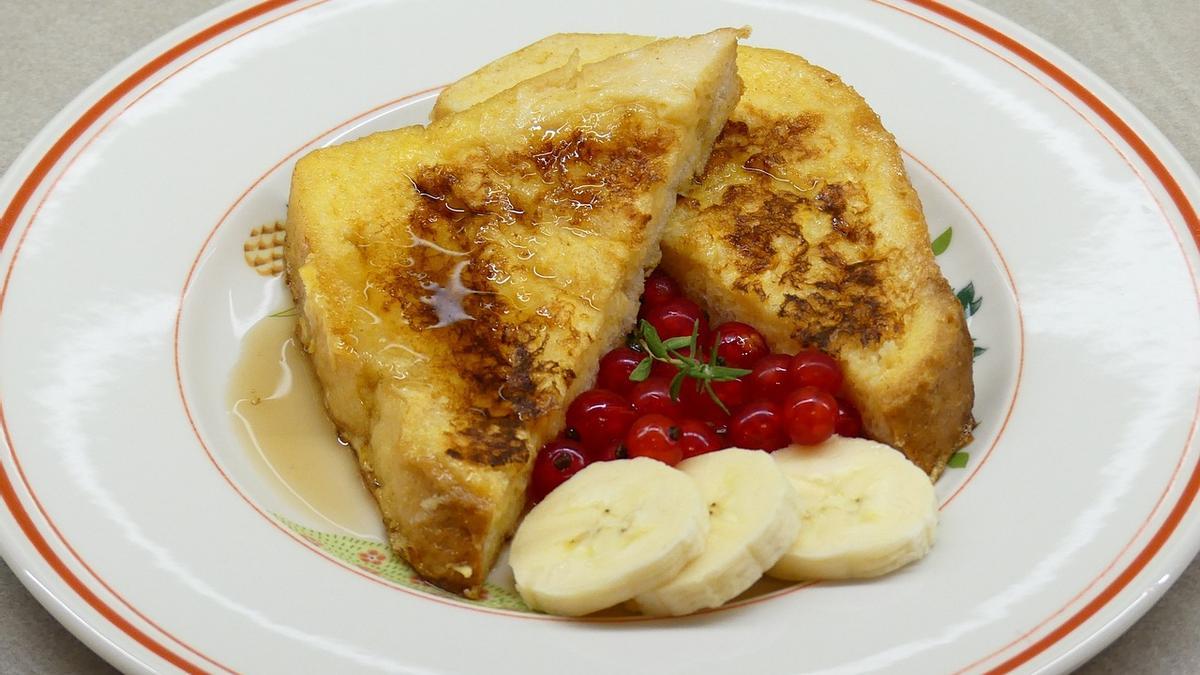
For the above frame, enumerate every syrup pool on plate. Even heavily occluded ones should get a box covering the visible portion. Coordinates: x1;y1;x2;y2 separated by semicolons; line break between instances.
227;315;382;538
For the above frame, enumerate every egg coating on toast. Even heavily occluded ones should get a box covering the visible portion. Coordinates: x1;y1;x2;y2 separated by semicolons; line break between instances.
434;36;975;478
285;30;743;595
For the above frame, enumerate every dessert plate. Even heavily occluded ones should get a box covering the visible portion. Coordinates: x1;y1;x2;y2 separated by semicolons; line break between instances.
0;0;1197;673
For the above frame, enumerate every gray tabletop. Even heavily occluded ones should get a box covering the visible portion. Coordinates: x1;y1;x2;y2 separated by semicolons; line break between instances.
1;0;1197;673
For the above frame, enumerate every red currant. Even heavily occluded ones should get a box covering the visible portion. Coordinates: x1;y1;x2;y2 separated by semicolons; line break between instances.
680;377;748;425
709;322;770;369
835;397;864;438
625;414;683;466
651;360;676;379
706;419;731;441
678;418;721;459
642;297;709;341
642;269;681;307
589;439;629;463
629;376;685;418
748;353;793;402
596;347;644;395
782;386;838;446
728;401;788;451
565;389;637;451
528;439;587;503
789;349;844;394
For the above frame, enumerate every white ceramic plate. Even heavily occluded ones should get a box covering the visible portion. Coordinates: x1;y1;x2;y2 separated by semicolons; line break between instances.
1;0;1197;673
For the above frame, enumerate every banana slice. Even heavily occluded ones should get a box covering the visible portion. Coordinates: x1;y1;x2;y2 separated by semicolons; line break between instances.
510;457;709;616
633;448;800;616
768;437;938;581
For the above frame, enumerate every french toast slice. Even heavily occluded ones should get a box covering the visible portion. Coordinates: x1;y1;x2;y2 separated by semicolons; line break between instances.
284;29;743;595
434;35;974;478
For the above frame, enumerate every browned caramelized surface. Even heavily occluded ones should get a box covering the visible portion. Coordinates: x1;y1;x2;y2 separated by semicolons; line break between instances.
664;49;974;477
433;38;975;477
285;29;743;594
349;112;670;469
677;110;902;351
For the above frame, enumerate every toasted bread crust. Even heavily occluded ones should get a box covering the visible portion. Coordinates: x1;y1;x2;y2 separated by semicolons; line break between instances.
286;31;743;594
668;49;974;476
435;37;975;478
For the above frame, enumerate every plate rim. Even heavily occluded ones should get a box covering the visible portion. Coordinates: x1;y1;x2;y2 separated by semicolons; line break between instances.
886;1;1200;672
0;0;1196;673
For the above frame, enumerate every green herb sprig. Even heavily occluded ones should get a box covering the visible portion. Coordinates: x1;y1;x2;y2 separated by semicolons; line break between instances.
627;319;751;413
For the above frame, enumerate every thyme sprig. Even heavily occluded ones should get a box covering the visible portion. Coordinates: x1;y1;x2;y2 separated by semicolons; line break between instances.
627;319;751;413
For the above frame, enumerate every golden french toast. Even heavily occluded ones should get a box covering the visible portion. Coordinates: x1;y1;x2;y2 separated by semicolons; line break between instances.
434;35;974;478
284;29;743;595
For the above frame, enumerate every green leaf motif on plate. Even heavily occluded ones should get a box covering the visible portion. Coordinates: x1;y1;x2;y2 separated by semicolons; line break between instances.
278;517;533;613
931;226;953;256
269;306;299;318
973;345;987;359
956;282;983;318
947;451;970;469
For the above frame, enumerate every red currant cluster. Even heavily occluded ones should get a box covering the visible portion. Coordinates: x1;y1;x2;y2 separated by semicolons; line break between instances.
527;269;864;503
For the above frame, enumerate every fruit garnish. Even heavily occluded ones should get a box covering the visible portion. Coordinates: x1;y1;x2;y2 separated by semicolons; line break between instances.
597;346;644;395
632;449;800;616
565;389;637;451
589;439;629;463
510;458;708;617
680;377;746;425
678;419;721;459
782;386;838;446
728;400;788;451
528;440;588;503
628;319;751;414
629;376;685;418
708;321;769;369
789;349;844;394
625;414;684;466
769;438;937;581
641;268;682;307
834;397;864;438
748;354;792;402
641;297;709;341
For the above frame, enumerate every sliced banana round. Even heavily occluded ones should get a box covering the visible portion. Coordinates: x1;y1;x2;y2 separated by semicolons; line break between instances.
510;457;709;616
768;437;938;581
633;448;800;616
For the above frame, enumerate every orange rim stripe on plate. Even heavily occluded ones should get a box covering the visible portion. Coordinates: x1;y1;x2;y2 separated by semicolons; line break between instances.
0;0;1195;672
0;2;299;672
896;3;1200;673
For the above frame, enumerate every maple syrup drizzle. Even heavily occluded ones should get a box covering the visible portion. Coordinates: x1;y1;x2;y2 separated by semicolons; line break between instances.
227;315;381;538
